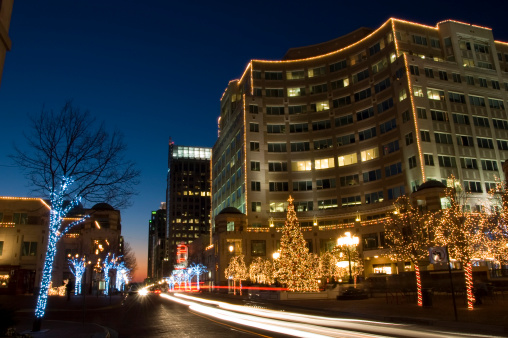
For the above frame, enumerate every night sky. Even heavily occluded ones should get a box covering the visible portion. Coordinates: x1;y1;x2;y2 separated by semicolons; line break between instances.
1;0;507;281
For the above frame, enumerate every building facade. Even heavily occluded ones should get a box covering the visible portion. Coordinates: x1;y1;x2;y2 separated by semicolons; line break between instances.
0;0;13;88
209;18;508;285
54;202;123;294
0;197;50;294
166;141;212;273
0;197;123;294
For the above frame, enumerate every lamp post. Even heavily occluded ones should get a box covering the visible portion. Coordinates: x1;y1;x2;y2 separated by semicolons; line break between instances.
337;232;359;284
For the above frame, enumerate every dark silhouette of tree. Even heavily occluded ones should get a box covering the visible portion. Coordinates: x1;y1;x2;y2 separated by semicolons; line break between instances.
11;101;139;208
122;242;138;280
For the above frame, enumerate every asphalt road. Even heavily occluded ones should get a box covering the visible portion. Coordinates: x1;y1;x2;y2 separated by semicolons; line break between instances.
77;294;282;337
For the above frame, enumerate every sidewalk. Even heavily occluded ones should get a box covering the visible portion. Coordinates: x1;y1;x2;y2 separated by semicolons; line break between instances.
191;290;508;337
1;294;123;337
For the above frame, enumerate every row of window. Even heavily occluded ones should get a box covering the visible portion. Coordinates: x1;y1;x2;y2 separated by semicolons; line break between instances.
413;86;506;109
421;154;499;170
251;185;404;213
409;64;502;90
0;241;37;257
253;36;392;82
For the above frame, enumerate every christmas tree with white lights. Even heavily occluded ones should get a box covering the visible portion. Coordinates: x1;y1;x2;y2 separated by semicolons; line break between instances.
276;196;319;292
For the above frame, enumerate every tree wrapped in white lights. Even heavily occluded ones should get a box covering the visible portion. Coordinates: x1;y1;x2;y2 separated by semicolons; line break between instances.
276;196;319;292
68;254;87;295
172;270;184;290
184;268;194;291
11;102;139;331
249;257;275;285
224;255;248;295
103;253;118;296
188;263;208;290
115;261;130;292
34;178;87;323
384;196;431;306
432;180;489;310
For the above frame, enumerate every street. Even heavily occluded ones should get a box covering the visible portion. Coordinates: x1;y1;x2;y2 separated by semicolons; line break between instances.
5;292;507;337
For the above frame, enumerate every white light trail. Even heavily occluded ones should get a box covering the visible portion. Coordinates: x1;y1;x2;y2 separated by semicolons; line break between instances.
161;293;499;338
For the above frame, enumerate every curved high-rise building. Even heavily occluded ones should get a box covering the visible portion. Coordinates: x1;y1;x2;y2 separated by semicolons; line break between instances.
210;18;508;281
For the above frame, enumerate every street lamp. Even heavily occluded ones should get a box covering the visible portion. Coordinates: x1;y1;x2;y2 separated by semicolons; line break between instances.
337;232;359;284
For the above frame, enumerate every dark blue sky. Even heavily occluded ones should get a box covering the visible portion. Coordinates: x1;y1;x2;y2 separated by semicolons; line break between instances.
1;0;506;281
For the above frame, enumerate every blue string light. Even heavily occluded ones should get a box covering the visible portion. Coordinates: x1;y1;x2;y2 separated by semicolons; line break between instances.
68;255;87;295
35;177;88;319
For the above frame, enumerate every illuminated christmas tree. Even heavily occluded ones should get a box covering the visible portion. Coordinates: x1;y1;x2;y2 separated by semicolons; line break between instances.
432;179;489;310
249;257;274;285
384;196;431;306
484;181;508;266
318;252;339;283
224;255;248;295
275;196;319;292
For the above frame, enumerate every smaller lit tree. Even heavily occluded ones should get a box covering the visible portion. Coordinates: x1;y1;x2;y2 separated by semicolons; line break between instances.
384;196;430;306
249;257;275;284
318;252;339;283
115;261;130;292
172;270;184;290
433;178;489;310
102;253;118;295
484;181;508;266
188;263;208;290
68;254;87;295
224;255;248;295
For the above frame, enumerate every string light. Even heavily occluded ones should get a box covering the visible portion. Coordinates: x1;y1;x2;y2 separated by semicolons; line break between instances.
432;176;488;310
249;257;275;285
102;253;118;296
115;261;130;292
384;196;430;306
35;177;87;319
224;255;248;295
403;53;426;182
68;255;87;295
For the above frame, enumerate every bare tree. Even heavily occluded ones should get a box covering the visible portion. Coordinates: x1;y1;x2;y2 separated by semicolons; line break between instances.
122;242;138;280
11;101;139;208
11;101;139;330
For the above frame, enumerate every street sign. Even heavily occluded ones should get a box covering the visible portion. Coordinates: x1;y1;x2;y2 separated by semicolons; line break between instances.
429;247;447;264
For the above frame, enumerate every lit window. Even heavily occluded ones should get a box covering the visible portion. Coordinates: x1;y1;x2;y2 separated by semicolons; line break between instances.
427;88;444;101
288;87;305;97
399;89;407;101
312;101;329;111
338;153;357;167
291;160;312;171
361;147;379;162
315;157;335;170
413;86;424;97
270;202;288;212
